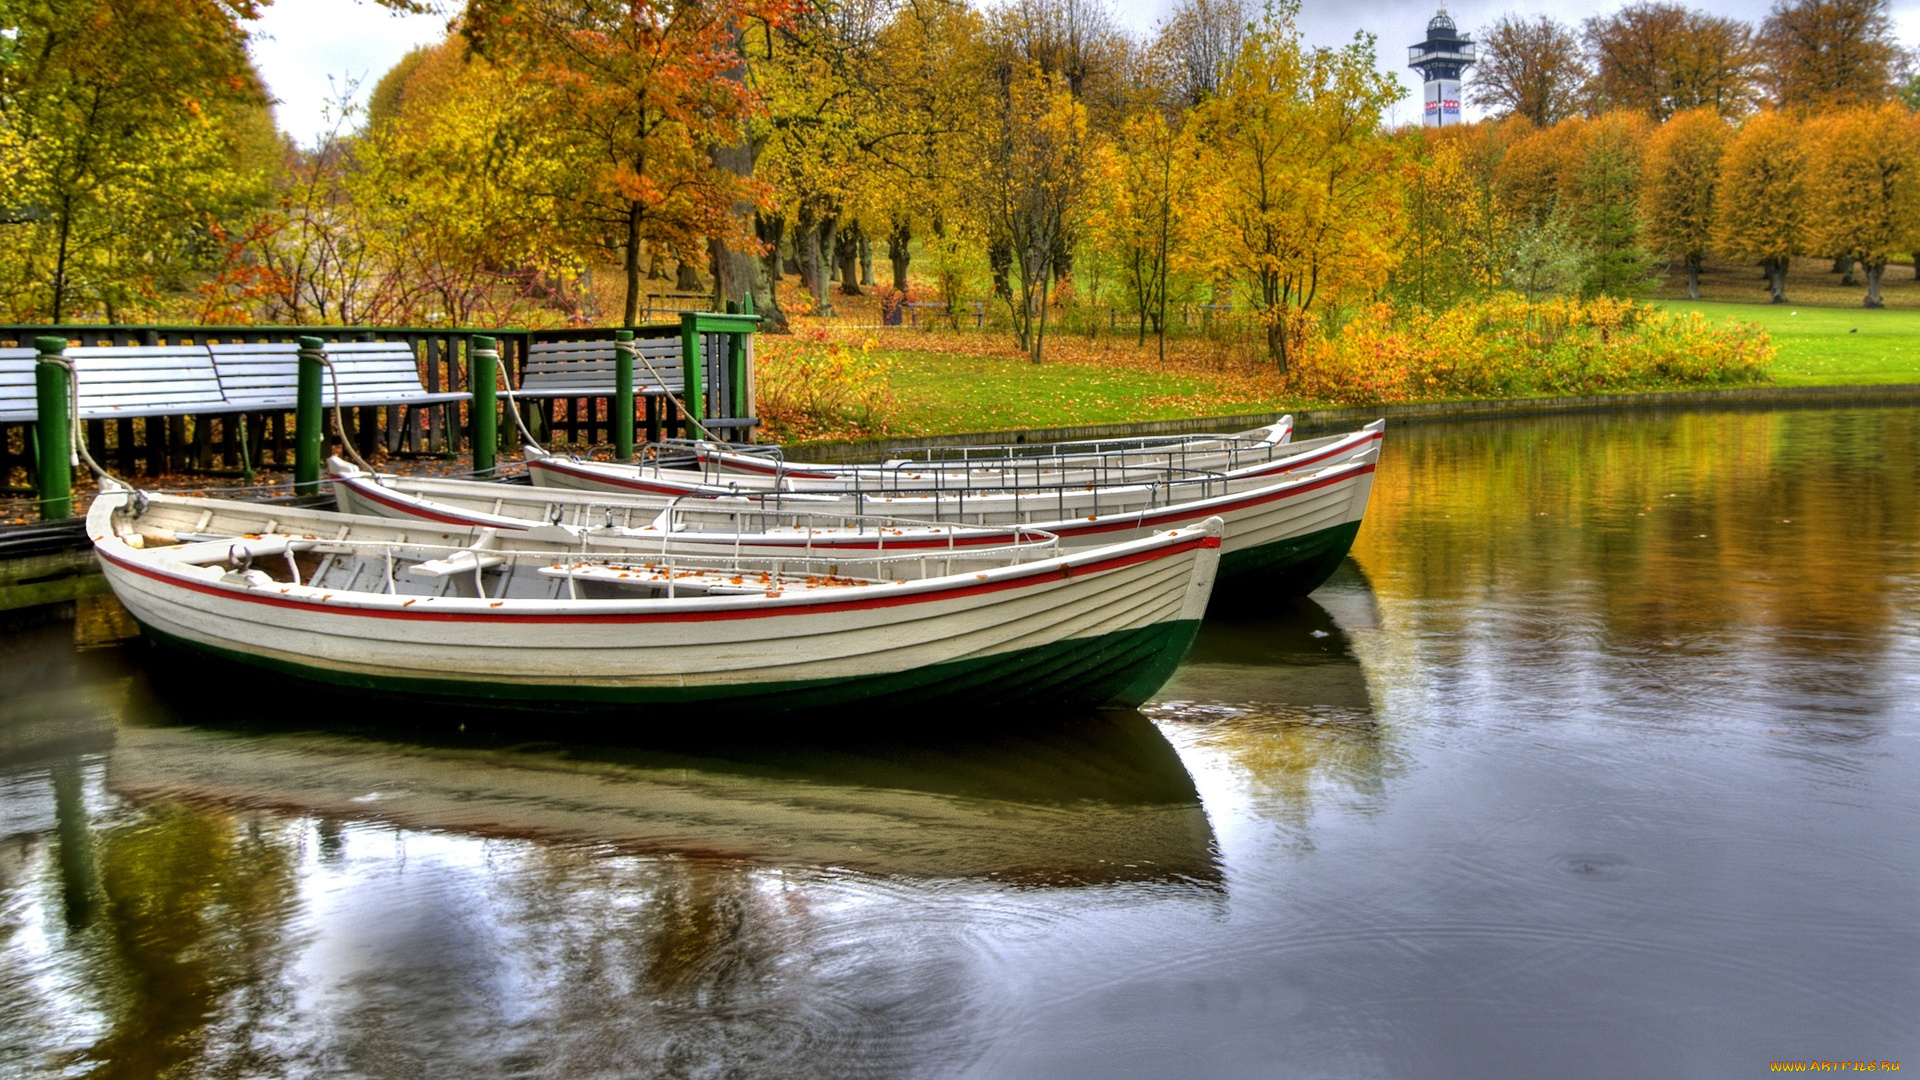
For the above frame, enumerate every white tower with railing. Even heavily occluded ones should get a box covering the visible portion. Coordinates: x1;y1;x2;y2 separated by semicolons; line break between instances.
1408;9;1475;128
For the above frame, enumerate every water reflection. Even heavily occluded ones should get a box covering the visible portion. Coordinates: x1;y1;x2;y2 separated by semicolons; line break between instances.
3;634;1219;1076
1148;566;1393;824
108;664;1218;886
1355;408;1920;744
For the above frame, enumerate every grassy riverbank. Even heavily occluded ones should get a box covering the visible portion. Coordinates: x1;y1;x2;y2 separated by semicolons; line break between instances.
1651;300;1920;386
760;294;1917;445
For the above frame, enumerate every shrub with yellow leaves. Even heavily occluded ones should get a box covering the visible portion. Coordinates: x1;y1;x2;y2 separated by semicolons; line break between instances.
754;332;900;442
1286;294;1774;405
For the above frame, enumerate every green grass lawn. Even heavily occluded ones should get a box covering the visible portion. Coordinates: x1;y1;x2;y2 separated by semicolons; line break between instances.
844;303;1919;442
881;348;1289;435
1654;300;1920;386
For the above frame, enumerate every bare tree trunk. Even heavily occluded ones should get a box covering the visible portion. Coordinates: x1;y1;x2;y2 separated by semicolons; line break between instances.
887;218;911;293
709;138;779;325
760;213;784;282
646;242;667;280
51;195;74;320
834;224;863;296
795;206;821;312
1032;273;1050;364
674;254;702;293
1864;260;1885;308
1766;258;1788;304
814;214;838;316
1685;258;1700;301
623;203;643;327
858;229;874;287
755;212;788;331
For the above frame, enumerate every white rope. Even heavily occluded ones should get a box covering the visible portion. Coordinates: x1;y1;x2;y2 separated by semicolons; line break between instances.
625;335;716;444
305;346;377;475
38;354;129;491
479;347;543;451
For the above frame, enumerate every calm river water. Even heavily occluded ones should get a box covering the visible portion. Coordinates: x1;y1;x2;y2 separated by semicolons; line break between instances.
3;407;1918;1078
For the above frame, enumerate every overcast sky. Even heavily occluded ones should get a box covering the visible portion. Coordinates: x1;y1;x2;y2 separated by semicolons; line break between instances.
248;0;1920;147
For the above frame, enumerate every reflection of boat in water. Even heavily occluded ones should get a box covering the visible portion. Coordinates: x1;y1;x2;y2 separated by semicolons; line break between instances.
1146;560;1391;813
102;669;1220;886
1154;561;1376;712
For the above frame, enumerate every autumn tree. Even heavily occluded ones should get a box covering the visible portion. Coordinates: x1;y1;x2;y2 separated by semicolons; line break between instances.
861;1;988;297
1640;107;1729;299
1566;112;1655;297
1805;104;1920;306
1583;3;1758;121
0;0;277;321
1155;0;1252;108
1758;0;1904;108
354;41;579;324
1199;3;1402;371
979;65;1087;363
462;0;777;327
1715;110;1808;303
1469;15;1588;127
1391;133;1504;310
1494;116;1586;227
1086;109;1206;356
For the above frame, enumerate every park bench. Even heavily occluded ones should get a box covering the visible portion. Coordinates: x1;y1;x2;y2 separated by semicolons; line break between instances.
516;337;756;440
0;345;236;423
207;341;469;410
208;339;472;459
899;300;985;328
0;348;37;423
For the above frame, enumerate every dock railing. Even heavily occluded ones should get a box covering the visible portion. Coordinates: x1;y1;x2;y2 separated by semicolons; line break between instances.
1;317;758;515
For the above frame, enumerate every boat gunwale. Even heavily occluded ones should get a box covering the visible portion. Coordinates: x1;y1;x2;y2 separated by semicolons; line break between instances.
90;492;1222;626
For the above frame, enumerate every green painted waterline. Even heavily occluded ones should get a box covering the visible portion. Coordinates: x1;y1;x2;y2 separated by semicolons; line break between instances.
1216;521;1362;605
134;618;1203;716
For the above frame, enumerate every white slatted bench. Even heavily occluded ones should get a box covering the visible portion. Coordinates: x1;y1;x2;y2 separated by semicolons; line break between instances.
208;341;468;409
66;345;235;418
0;347;35;423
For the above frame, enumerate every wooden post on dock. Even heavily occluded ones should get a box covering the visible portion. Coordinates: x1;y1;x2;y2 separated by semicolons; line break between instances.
471;335;498;477
614;330;635;459
295;336;324;495
34;336;71;520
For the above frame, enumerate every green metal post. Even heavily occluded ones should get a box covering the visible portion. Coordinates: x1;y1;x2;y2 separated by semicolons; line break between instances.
295;336;325;495
723;302;740;423
679;312;703;432
471;335;498;476
33;336;71;520
613;330;635;459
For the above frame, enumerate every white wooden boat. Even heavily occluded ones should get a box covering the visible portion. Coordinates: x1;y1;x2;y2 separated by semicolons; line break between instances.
336;448;1378;599
88;489;1222;713
526;420;1384;497
329;458;1050;554
691;417;1297;483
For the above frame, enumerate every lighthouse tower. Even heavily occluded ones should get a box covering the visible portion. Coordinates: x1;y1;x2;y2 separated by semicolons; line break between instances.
1408;9;1474;128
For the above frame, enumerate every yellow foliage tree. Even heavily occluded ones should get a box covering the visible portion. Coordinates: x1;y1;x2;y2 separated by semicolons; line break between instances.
1392;133;1504;309
1714;110;1808;303
1640;108;1730;299
1;0;276;322
1804;104;1920;307
1197;2;1403;371
1084;110;1208;356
